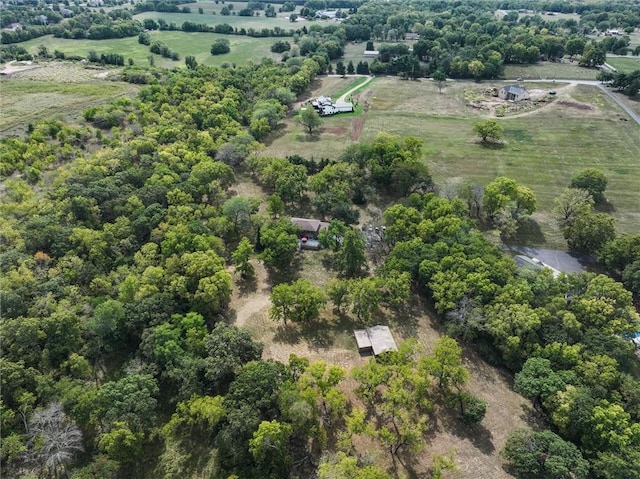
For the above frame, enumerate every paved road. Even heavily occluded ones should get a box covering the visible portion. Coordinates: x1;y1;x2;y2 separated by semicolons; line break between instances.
503;245;594;273
512;78;640;125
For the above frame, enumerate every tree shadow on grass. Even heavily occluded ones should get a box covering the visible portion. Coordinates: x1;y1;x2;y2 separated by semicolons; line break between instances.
477;140;506;150
236;274;258;296
265;256;303;285
594;199;615;213
294;133;321;142
273;312;365;350
435;401;497;455
504;217;546;246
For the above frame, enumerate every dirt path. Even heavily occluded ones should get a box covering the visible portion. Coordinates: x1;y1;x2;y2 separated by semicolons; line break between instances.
227;259;271;328
336;75;375;103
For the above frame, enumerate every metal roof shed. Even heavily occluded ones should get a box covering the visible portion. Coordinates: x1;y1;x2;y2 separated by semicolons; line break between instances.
354;326;398;356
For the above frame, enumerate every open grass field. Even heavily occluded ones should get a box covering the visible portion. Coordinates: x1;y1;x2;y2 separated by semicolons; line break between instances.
607;56;640;74
503;61;598;80
134;2;305;30
0;62;139;136
265;76;640;249
17;31;284;68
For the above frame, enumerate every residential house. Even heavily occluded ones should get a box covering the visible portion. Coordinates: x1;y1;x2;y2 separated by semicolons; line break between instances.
498;85;530;102
290;217;329;239
405;33;420;40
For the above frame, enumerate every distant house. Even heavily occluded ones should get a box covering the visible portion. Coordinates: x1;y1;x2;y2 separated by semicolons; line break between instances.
290;217;329;239
60;8;74;17
6;22;23;30
363;50;379;57
315;10;337;19
354;326;398;356
405;33;420;40
499;85;530;102
310;96;354;116
35;14;48;24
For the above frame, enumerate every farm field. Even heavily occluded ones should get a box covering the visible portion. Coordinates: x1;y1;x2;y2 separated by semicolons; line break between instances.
502;61;598;80
0;62;139;135
607;56;640;74
16;31;285;68
265;76;640;249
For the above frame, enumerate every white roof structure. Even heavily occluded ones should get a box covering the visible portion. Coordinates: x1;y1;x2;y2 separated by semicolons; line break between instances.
354;325;398;356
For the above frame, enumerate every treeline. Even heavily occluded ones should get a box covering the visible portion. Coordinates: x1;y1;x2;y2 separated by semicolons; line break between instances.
335;0;638;79
140;17;296;37
0;59;323;478
1;10;142;44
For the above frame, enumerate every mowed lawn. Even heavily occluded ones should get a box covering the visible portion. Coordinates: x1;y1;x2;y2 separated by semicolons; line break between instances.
18;32;285;68
607;56;640;74
265;77;640;248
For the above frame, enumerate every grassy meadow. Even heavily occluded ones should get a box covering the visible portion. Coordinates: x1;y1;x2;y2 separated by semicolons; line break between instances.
607;56;640;74
265;76;640;248
134;1;311;30
17;32;284;68
0;64;139;135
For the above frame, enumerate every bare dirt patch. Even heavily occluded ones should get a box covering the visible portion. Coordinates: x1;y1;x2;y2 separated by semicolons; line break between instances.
555;100;594;111
322;126;348;136
351;114;366;141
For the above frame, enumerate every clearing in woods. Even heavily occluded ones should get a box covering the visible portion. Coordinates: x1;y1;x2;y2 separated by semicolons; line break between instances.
0;62;139;136
263;75;640;249
227;250;536;478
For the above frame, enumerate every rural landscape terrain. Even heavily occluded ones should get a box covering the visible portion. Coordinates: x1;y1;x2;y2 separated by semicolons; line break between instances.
1;1;640;479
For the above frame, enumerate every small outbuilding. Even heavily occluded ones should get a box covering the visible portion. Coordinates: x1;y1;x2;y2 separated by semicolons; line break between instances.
354;325;398;356
499;85;530;102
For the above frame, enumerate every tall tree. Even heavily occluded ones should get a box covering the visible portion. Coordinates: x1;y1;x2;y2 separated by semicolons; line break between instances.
297;106;322;135
570;168;608;203
336;229;368;277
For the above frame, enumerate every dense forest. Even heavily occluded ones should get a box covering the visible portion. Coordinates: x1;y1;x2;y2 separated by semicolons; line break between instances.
2;1;640;478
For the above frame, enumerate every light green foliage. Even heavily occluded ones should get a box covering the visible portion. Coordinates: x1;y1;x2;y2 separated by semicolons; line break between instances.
98;421;143;463
270;279;327;324
297;106;322;135
318;451;392;479
430;450;457;479
163;395;225;438
249;420;293;476
352;340;431;457
232;237;255;279
421;336;469;391
473;119;503;143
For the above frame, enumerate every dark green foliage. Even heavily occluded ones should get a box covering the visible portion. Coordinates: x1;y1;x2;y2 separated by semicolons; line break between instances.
211;38;230;55
502;429;589;479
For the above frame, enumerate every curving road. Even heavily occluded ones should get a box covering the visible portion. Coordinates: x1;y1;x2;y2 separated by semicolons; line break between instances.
513;78;640;125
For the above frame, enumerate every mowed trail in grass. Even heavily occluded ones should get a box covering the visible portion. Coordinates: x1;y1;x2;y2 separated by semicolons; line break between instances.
265;77;640;247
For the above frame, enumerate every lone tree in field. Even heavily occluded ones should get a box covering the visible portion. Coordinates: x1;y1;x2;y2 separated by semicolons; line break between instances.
570;168;608;204
433;69;446;93
473;119;503;143
297;107;322;135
